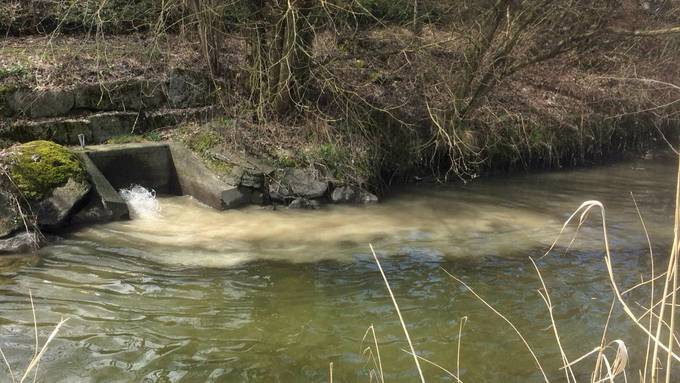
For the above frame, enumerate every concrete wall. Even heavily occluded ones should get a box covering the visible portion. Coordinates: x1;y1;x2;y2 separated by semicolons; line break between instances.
85;143;178;194
82;142;249;210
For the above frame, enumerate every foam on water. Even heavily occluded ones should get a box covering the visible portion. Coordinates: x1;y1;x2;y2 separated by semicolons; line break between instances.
119;185;162;219
74;156;677;268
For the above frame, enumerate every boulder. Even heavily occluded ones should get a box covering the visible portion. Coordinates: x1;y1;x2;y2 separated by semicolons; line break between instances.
331;185;379;204
240;171;265;189
288;197;321;209
0;189;22;238
71;204;111;225
221;187;251;209
35;178;91;229
6;140;88;201
0;232;41;254
1;141;91;232
269;168;329;201
146;106;218;131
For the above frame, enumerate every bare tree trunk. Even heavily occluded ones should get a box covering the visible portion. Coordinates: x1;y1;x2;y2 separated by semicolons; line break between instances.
246;0;313;117
187;0;222;77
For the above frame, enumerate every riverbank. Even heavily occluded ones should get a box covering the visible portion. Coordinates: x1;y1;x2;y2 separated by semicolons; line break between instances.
1;2;679;248
2;18;679;191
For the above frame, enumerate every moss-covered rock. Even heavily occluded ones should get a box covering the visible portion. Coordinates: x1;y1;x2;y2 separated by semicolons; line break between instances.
5;140;86;201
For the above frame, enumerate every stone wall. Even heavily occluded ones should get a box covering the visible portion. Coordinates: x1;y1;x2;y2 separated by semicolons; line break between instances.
0;70;221;146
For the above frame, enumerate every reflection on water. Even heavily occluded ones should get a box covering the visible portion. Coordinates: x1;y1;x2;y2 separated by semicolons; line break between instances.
0;157;676;382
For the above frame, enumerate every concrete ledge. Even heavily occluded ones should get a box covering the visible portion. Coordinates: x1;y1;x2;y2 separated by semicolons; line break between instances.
169;143;249;209
77;153;129;220
80;142;250;211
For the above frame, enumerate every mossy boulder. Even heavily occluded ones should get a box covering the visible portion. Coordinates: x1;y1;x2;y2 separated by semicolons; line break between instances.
5;140;87;201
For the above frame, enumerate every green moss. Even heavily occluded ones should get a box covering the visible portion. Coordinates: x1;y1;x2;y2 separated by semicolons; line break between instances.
7;140;86;201
187;130;221;154
0;64;28;81
144;131;163;142
205;157;233;176
303;143;350;179
273;153;300;168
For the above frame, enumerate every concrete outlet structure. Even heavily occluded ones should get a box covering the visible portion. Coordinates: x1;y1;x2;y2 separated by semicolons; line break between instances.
79;142;249;219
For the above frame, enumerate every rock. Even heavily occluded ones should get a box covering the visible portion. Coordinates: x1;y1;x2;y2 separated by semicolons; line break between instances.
165;69;213;108
89;112;143;143
288;197;321;209
6;140;88;201
146;106;218;130
0;189;22;238
249;190;268;205
9;88;75;118
73;83;109;110
0;84;17;117
269;168;329;201
1;141;91;230
35;178;91;229
7;118;90;145
221;187;251;209
240;172;264;189
70;200;115;226
331;185;379;204
208;150;276;178
0;231;41;254
74;80;166;111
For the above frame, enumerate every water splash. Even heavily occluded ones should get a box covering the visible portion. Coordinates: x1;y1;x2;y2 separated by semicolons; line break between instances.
119;185;161;219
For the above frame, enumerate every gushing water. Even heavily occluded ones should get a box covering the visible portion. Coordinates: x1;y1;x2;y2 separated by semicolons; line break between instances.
119;185;161;219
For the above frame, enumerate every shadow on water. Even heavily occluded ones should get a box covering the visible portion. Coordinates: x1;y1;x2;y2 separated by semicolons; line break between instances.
0;156;676;382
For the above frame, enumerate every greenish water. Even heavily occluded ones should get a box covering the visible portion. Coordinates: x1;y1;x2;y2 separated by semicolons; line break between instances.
0;157;676;382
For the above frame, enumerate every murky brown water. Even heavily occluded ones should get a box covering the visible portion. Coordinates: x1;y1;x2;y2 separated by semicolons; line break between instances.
0;156;676;382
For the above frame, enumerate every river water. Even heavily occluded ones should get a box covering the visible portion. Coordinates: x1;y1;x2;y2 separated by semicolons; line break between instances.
0;156;677;382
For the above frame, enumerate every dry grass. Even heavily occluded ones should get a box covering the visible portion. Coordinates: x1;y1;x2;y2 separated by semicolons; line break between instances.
0;34;205;89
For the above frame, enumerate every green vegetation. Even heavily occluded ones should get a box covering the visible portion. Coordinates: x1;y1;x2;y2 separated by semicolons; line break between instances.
6;140;86;201
105;135;146;145
105;132;164;145
186;130;221;155
0;64;28;81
